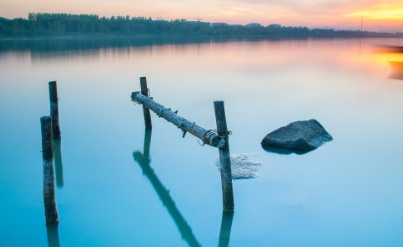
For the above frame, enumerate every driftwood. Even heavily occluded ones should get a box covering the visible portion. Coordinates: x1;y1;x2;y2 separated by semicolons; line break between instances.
131;92;225;148
131;77;234;212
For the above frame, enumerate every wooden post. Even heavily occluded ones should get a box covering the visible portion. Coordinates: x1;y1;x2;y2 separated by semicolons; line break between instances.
214;101;234;212
140;77;152;129
49;81;61;139
40;116;59;225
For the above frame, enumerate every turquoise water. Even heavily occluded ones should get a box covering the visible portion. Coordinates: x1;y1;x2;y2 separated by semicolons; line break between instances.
1;37;403;246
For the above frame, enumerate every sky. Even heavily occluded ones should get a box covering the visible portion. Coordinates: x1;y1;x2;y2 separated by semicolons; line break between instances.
0;0;402;32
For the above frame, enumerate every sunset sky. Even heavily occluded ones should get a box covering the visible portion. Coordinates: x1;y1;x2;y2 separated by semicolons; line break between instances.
0;0;402;32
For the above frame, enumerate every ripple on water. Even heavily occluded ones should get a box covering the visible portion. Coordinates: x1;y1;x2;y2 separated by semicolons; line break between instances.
215;153;262;180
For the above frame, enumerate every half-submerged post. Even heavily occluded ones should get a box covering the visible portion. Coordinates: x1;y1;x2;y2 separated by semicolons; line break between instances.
40;116;59;225
49;81;61;139
140;77;152;130
214;101;234;212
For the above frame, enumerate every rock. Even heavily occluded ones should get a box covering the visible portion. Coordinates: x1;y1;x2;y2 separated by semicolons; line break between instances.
261;119;332;154
215;153;262;179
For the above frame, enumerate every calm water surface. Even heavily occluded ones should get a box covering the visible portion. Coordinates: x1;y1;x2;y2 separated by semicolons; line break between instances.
1;37;403;247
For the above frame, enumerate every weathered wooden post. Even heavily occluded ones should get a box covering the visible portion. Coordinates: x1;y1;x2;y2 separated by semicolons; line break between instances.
49;81;61;139
214;101;234;212
140;77;152;129
40;116;59;225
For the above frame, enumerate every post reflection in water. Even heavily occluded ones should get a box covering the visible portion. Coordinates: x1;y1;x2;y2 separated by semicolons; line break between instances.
218;211;234;247
46;225;61;247
133;130;202;247
53;138;64;188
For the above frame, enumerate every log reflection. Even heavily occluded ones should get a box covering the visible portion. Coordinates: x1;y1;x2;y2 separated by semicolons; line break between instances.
133;130;202;247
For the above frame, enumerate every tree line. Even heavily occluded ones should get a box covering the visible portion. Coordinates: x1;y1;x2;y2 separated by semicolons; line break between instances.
0;13;401;38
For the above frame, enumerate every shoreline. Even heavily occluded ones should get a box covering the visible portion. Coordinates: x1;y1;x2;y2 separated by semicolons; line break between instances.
1;33;403;41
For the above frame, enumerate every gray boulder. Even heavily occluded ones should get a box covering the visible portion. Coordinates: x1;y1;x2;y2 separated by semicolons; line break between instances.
261;119;332;154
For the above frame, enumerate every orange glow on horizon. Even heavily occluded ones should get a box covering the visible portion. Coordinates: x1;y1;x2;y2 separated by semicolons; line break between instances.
348;4;403;20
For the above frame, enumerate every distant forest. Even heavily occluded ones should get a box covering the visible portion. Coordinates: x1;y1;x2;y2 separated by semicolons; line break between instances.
0;13;402;38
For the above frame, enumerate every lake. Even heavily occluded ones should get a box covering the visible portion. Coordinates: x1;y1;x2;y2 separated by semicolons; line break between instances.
1;37;403;247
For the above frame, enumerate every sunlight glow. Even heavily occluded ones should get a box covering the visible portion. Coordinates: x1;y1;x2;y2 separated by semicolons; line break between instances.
349;6;403;19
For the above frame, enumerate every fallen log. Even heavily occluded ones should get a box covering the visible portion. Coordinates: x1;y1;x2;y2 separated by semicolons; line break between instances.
131;91;225;148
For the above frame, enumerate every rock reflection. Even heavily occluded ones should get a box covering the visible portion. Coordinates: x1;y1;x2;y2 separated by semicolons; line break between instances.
53;138;64;188
46;225;61;247
262;145;309;155
218;211;234;247
133;130;202;247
